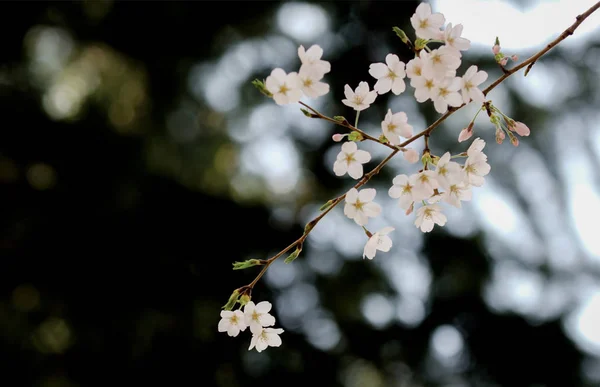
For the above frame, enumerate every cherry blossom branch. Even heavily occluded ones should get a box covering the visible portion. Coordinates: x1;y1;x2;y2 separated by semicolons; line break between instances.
299;101;404;151
235;0;600;299
484;1;600;93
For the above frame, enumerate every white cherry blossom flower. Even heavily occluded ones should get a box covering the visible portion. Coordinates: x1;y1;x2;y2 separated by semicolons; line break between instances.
218;310;247;337
431;76;463;114
464;152;490;187
434;152;464;189
415;204;447;232
411;65;438;103
249;327;284;352
426;47;461;79
244;301;276;334
381;109;413;145
344;188;382;226
363;227;394;260
441;181;472;208
467;137;486;157
298;44;331;75
410;2;445;39
389;174;418;210
461;65;488;104
342;82;377;111
442;23;471;53
265;68;302;105
412;170;439;200
333;141;371;179
406;55;428;81
298;65;330;99
368;54;406;95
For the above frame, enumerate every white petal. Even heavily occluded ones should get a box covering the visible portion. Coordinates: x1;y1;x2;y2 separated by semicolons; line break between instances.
363;91;377;105
249;334;258;351
341;141;357;153
363;202;382;217
346;187;359;202
374;77;392;94
391;79;406;95
378;226;395;235
344;84;354;100
469;88;485;104
472;70;488;85
446;92;463;107
347;163;364;179
218;318;229;332
333;160;347;176
353;150;371;163
227;324;240;337
356;81;370;96
354;211;368;226
270;68;287;83
344;202;357;218
305;44;323;60
243;302;255;315
255;301;272;314
368;62;388;79
358;188;376;202
363;241;377;259
420;219;435;232
388;185;402;199
266;332;283;347
392;174;408;186
377;235;393;252
433;97;448;114
259;313;276;327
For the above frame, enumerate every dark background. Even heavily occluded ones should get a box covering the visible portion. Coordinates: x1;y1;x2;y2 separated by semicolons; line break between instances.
1;1;600;386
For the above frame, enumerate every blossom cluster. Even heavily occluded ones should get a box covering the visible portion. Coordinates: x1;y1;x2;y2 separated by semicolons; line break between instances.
222;1;539;353
218;301;284;352
265;45;331;105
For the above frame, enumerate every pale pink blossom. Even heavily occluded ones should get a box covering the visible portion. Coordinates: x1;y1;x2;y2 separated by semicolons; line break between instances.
369;54;407;95
410;2;445;39
333;141;371;179
381;109;413;145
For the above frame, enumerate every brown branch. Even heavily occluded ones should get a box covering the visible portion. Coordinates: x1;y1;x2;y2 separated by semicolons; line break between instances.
236;1;600;294
299;101;404;151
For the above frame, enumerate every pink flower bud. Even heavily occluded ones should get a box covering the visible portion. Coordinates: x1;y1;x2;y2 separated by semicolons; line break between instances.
495;128;505;144
458;125;473;142
510;136;519;147
405;202;414;216
403;148;419;164
492;44;501;55
332;133;346;142
511;54;518;61
500;58;508;66
513;121;530;136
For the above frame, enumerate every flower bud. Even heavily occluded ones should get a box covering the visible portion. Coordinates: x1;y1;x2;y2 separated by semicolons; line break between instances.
508;131;519;146
458;122;474;142
500;57;508;66
403;148;419;164
511;54;518;61
492;44;501;55
513;121;530;136
332;133;346;142
495;127;505;144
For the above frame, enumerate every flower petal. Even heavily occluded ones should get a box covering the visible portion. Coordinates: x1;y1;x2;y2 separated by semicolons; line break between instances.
368;62;388;79
358;188;376;202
